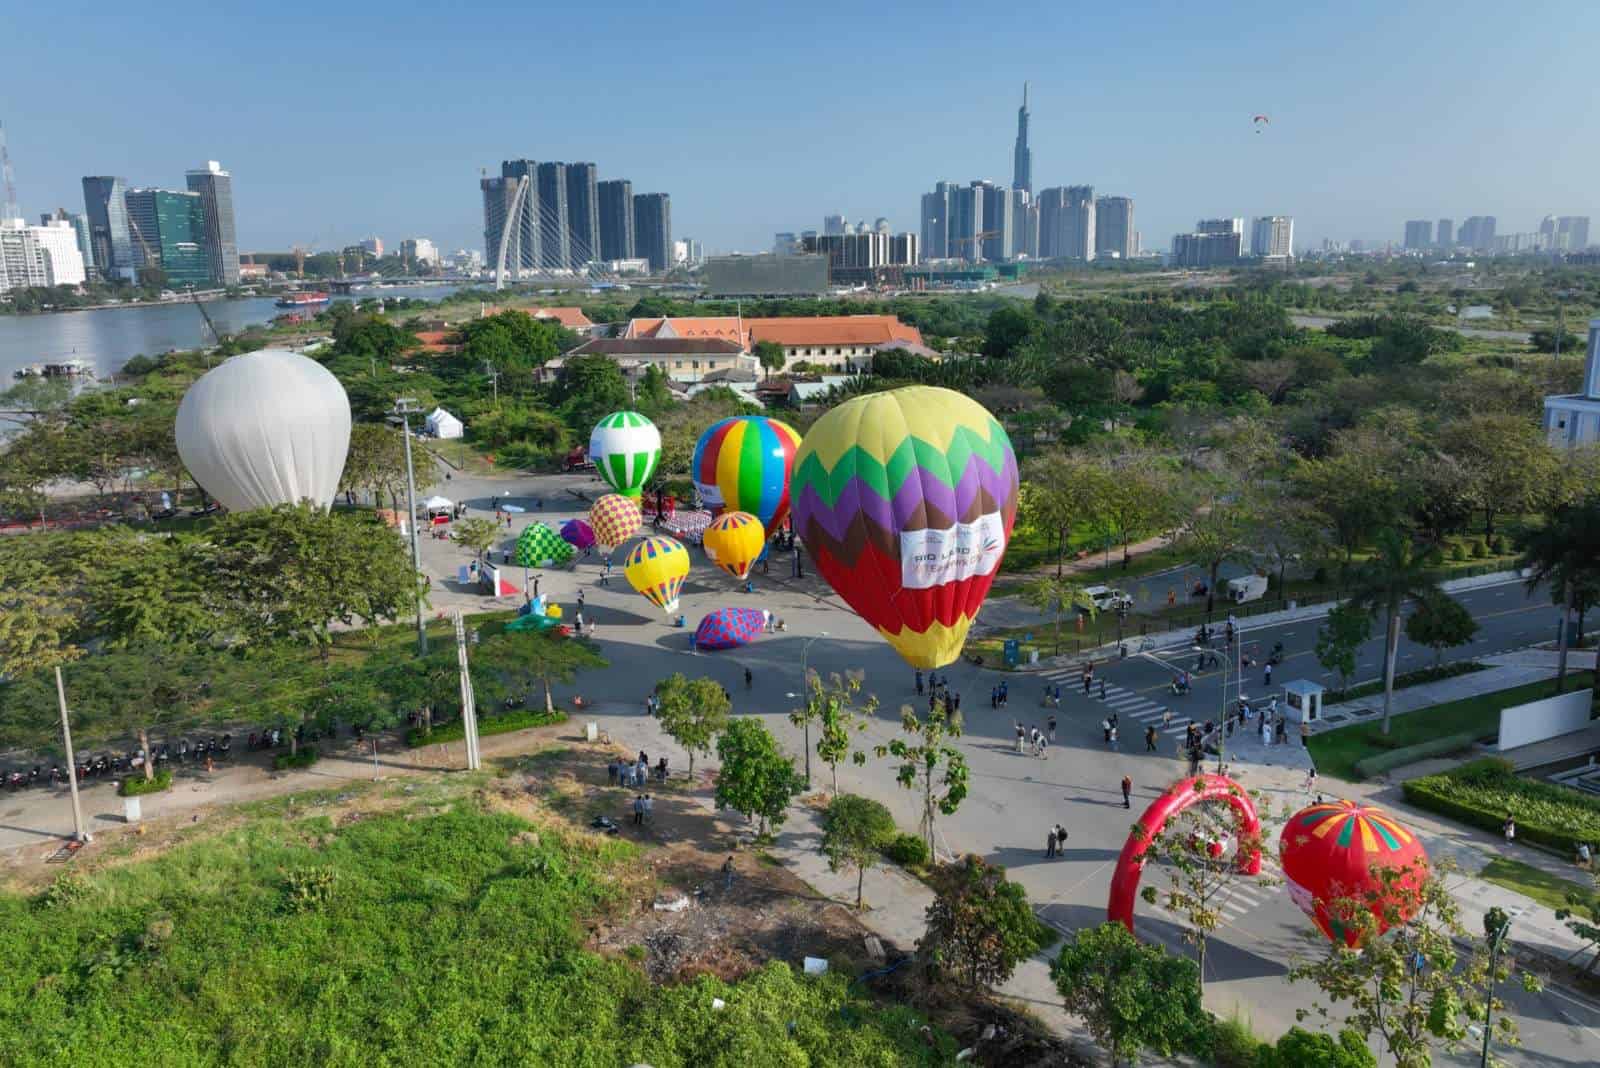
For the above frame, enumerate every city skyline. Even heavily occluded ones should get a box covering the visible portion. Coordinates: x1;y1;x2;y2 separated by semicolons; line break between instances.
7;3;1599;257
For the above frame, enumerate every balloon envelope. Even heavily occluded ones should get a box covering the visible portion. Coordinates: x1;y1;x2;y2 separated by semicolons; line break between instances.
560;518;596;551
624;536;690;615
694;607;766;650
702;511;766;580
1279;800;1429;948
174;349;352;512
791;386;1019;669
590;411;661;498
589;493;643;548
515;523;575;568
690;416;802;531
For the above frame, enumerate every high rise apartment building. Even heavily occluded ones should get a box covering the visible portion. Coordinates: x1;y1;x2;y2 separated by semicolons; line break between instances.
482;160;540;277
1436;218;1454;247
1404;220;1434;249
0;220;49;293
633;193;672;272
1012;188;1037;258
535;163;571;270
82;176;134;282
920;182;954;260
1250;216;1294;259
1094;196;1135;259
1039;186;1095;260
823;214;846;236
979;181;1012;262
184;161;239;286
565;162;600;265
597;179;635;261
1171;230;1242;267
1458;216;1497;251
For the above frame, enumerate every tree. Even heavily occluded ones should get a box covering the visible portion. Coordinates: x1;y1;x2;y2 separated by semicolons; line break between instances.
754;339;787;379
475;632;607;714
982;305;1036;359
820;793;896;909
1516;497;1600;692
340;423;410;509
1019;451;1102;576
1244;497;1325;596
553;353;630;432
1316;602;1371;693
919;854;1039;989
332;312;416;367
789;669;875;794
1288;862;1537;1068
1051;922;1207;1068
1345;529;1442;734
653;672;731;778
453;517;500;564
1440;413;1558;541
82;529;217;649
1555;876;1600;976
714;718;803;836
1023;575;1095;655
1171;495;1256;615
1291;430;1413;562
875;703;968;859
1403;592;1479;670
1087;450;1180;570
1254;1028;1375;1068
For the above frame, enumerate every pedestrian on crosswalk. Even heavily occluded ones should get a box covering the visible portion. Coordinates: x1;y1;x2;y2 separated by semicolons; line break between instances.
1161;708;1173;728
1121;775;1133;809
1101;718;1111;743
1098;678;1107;700
1109;724;1119;750
1082;666;1093;695
1263;662;1273;687
1145;726;1158;751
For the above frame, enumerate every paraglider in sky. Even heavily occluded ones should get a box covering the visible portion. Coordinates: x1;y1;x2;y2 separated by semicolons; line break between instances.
589;493;642;548
791;386;1019;669
702;511;766;581
1252;113;1270;133
515;523;575;568
624;536;690;615
691;415;803;531
174;349;352;513
560;518;596;552
589;411;661;498
1279;800;1429;948
694;607;767;650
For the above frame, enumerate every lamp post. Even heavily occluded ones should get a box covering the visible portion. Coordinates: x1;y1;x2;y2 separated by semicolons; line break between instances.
394;398;427;655
1480;907;1511;1068
786;631;829;787
1195;642;1230;773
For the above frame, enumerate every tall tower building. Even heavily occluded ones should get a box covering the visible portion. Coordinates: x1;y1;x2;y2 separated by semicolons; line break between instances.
1040;186;1095;260
565;162;600;266
184;161;239;286
1404;220;1433;249
124;188;210;286
1012;82;1032;194
979;180;1012;262
1558;216;1591;251
633;192;672;272
823;214;846;236
82;176;134;281
534;162;571;270
597;179;635;261
1436;218;1454;248
1094;196;1135;260
948;183;984;263
482;160;541;277
1250;216;1294;259
920;182;953;260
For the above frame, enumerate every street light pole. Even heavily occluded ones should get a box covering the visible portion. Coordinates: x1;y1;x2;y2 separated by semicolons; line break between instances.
395;398;428;655
54;665;87;843
1480;907;1510;1068
798;632;829;788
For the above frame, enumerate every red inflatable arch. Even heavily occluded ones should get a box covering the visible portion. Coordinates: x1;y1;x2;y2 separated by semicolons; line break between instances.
1107;773;1262;934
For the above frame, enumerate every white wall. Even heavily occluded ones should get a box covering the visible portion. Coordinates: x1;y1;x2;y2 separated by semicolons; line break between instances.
1498;689;1594;750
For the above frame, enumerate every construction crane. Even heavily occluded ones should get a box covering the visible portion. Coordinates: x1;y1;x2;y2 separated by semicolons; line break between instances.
126;215;163;287
0;120;20;221
188;288;222;346
948;230;1001;258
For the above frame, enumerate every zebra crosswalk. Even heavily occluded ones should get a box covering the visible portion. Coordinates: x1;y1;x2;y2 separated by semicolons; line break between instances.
1142;854;1281;926
1036;669;1205;740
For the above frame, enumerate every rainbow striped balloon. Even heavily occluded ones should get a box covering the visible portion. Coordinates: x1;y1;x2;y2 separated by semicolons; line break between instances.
690;416;802;532
623;536;690;615
791;386;1019;669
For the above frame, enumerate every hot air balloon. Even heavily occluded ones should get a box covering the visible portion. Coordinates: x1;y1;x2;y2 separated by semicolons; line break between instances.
560;518;596;552
589;493;642;548
624;536;690;615
690;416;802;531
702;511;766;580
589;411;661;498
694;607;766;650
515;523;575;568
791;386;1019;669
1279;800;1429;948
1252;113;1270;133
174;349;352;513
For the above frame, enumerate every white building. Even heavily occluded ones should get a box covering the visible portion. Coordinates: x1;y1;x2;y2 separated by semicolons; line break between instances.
400;237;437;265
31;219;87;285
0;219;49;293
452;248;483;272
1250;216;1294;260
1545;320;1600;448
360;236;384;257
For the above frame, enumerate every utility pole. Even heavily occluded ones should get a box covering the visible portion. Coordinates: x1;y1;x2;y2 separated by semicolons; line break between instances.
1480;907;1511;1067
395;398;428;654
54;666;88;843
454;611;481;771
483;361;499;407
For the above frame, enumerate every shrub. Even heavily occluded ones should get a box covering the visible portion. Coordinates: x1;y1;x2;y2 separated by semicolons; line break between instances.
883;832;930;867
1489;534;1507;554
1403;758;1600;855
1324;660;1485;703
1470;539;1488;559
273;749;321;771
1448;543;1467;562
39;872;93;909
119;768;173;796
1204;1011;1263;1067
283;866;337;913
406;707;566;748
1351;732;1481;778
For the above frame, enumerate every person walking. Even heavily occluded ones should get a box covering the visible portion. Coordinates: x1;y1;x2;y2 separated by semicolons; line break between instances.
577;588;586;610
1304;767;1318;794
915;670;924;695
1109;724;1119;750
1503;813;1516;844
1101;718;1112;743
1015;722;1026;754
642;794;654;824
952;692;961;714
1098;677;1107;700
1054;823;1068;857
744;667;753;690
1162;708;1173;728
632;795;644;826
1145;725;1158;752
1046;826;1058;859
999;681;1009;708
990;686;998;710
1047;715;1057;744
1263;662;1273;687
722;855;736;891
1121;775;1133;809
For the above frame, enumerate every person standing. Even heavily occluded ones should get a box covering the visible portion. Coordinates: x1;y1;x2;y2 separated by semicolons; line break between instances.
1503;813;1516;844
952;692;961;714
1305;767;1318;794
1101;718;1111;743
1098;677;1107;700
1121;775;1133;809
1046;826;1058;859
608;759;618;786
1109;724;1119;750
577;588;586;610
1015;722;1025;754
722;855;736;890
1145;725;1158;752
632;795;644;826
744;667;753;690
916;670;924;695
1082;666;1093;696
1047;715;1057;744
1263;662;1273;687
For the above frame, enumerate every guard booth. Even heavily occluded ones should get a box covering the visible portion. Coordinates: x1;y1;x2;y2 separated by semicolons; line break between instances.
1282;680;1324;725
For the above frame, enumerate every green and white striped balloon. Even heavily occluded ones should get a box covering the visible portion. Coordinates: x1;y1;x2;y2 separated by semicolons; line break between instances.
589;410;661;498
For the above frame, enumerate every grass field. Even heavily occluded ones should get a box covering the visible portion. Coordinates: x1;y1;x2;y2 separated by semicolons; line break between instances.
1306;673;1596;782
1479;857;1593;913
0;781;956;1067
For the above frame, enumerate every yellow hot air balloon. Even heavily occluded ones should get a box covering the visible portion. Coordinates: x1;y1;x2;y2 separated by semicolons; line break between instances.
624;536;690;615
702;511;766;581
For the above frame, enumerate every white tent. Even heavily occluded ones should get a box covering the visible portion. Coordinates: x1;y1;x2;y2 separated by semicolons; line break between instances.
426;407;464;440
423;495;454;512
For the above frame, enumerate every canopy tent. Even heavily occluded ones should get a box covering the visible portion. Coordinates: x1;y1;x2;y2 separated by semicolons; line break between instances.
663;509;714;543
426;407;464;440
422;495;454;511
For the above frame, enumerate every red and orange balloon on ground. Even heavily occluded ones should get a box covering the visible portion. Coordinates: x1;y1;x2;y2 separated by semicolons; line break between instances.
1279;799;1429;947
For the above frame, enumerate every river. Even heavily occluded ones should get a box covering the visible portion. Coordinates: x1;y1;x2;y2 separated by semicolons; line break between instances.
0;284;463;382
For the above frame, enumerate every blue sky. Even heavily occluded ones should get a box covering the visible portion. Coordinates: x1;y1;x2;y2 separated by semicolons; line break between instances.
9;1;1598;257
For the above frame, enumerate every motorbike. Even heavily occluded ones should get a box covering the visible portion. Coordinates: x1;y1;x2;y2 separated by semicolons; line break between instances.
1170;679;1191;696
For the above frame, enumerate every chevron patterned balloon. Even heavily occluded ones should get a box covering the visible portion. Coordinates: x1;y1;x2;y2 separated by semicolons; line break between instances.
590;410;661;498
791;386;1019;669
624;536;690;615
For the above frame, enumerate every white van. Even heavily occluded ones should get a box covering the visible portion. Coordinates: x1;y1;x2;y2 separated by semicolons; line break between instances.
1081;585;1135;612
1227;575;1269;604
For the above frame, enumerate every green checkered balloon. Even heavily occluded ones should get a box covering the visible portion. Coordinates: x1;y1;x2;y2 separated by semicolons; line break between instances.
515;523;575;568
589;410;661;498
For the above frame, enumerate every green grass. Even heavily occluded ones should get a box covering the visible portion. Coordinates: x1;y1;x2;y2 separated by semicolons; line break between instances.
1307;672;1595;782
0;791;958;1067
1479;857;1592;912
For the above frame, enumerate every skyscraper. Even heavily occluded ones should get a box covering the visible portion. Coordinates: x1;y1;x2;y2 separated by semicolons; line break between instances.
948;183;984;263
1459;216;1496;250
633;192;672;272
597;179;634;261
1403;220;1433;249
1436;218;1454;247
979;181;1012;262
823;214;846;236
1039;186;1095;260
1094;196;1135;259
1559;216;1591;251
1012;188;1037;258
535;163;571;270
1012;82;1032;194
124;188;210;287
0;220;50;293
82;175;134;281
1172;231;1242;267
184;161;239;286
482;160;540;277
920;182;953;260
565;162;600;266
1250;216;1294;259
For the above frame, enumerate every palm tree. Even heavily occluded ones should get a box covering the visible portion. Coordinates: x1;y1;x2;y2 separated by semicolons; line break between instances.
1345;529;1442;735
1516;498;1600;693
1024;575;1097;656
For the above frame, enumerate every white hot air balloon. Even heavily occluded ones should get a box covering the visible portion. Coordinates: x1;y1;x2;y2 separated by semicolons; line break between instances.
174;349;353;512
